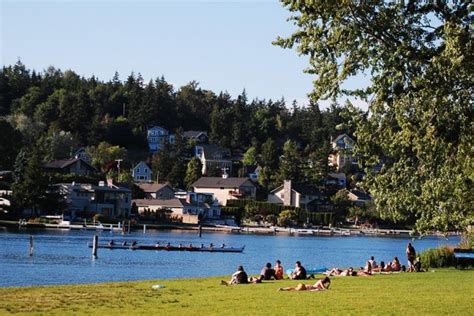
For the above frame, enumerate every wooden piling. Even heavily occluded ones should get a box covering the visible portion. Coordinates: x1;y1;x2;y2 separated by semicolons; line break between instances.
198;224;202;238
29;236;34;257
127;220;131;234
92;235;98;258
143;224;146;234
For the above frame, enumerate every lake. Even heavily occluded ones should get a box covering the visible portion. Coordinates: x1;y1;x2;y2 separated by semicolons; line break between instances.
0;228;459;287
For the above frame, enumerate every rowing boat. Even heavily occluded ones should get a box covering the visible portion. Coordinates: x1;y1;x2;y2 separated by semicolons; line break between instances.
87;243;245;253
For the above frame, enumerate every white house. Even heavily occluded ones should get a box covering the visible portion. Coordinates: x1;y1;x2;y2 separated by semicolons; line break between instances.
195;144;232;175
132;192;221;224
147;126;175;152
132;161;152;182
192;176;256;206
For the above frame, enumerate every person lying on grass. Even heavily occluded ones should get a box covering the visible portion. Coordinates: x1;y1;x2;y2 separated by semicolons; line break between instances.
278;276;331;292
326;267;356;276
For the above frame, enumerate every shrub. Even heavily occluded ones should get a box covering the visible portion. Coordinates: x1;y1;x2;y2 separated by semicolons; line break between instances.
419;246;455;268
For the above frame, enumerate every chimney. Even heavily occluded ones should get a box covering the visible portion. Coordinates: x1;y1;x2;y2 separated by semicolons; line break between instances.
283;180;292;206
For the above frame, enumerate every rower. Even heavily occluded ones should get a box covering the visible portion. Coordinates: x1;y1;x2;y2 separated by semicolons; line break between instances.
131;241;137;246
122;241;127;246
155;241;160;247
210;243;214;248
221;243;226;248
109;240;115;247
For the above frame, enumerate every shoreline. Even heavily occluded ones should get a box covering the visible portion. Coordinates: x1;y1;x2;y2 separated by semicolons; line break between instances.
0;219;461;238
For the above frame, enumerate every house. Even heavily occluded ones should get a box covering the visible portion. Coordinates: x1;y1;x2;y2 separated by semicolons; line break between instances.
328;134;358;171
132;192;221;224
136;182;175;199
57;182;132;218
195;144;232;175
132;161;152;182
147;126;175;152
43;158;97;176
325;172;347;188
72;147;91;164
183;130;208;144
192;176;256;206
347;189;371;206
267;180;328;211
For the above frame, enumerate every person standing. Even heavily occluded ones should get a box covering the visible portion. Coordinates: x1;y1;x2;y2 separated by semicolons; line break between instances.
406;243;416;272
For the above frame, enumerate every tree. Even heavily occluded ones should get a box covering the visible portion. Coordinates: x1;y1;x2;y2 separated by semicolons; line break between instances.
275;2;473;234
12;149;48;216
0;119;22;170
277;209;297;227
276;140;302;184
87;142;127;172
243;146;257;167
184;157;202;190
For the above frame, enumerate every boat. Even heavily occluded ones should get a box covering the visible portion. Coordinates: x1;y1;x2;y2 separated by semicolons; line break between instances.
88;243;245;253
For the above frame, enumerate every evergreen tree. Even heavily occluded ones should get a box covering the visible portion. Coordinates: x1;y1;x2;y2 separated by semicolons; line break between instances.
276;140;302;184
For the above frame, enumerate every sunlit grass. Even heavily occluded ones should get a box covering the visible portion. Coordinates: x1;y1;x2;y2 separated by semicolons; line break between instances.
0;269;472;315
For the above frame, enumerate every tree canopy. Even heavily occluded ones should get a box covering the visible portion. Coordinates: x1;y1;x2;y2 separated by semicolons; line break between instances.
275;1;473;233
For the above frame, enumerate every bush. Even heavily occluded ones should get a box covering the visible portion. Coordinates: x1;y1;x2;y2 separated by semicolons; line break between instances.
419;246;455;268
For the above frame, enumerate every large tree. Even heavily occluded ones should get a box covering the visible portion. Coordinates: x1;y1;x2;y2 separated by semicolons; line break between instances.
275;1;473;233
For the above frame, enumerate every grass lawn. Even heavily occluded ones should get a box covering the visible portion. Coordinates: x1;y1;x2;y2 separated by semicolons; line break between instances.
0;269;472;315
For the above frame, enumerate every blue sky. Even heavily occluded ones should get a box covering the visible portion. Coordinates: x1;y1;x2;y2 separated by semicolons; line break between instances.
1;0;367;109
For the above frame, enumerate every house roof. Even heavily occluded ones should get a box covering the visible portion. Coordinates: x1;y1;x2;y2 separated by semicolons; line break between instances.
43;158;96;171
133;198;183;208
183;130;208;139
199;144;231;159
136;183;174;193
349;189;371;201
192;177;254;189
133;161;151;170
270;183;322;196
333;133;354;144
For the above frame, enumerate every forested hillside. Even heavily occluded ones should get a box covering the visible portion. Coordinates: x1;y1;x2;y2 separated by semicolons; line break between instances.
0;61;355;191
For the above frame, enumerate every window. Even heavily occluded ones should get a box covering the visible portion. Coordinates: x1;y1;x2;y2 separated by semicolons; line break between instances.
137;168;140;173
144;168;148;173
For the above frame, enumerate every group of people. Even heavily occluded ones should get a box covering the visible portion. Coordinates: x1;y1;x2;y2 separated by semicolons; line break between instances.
326;243;423;277
221;243;421;292
221;260;330;292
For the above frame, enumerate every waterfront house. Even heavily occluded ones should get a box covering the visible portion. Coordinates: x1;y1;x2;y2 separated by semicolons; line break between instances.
328;134;358;172
147;126;175;152
195;144;232;175
192;176;256;206
43;158;97;176
136;182;175;199
132;161;152;182
183;130;208;144
133;192;221;224
57;182;131;218
267;180;328;211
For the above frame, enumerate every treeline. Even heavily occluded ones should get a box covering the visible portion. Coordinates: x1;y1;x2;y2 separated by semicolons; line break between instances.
0;61;354;190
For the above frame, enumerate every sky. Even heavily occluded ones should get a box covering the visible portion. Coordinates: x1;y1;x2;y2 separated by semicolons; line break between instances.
1;0;368;109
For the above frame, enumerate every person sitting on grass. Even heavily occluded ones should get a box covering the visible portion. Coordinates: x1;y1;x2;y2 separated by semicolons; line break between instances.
259;262;276;281
289;261;307;280
357;261;372;276
278;276;331;291
372;261;385;273
221;266;249;285
274;260;284;280
391;257;401;271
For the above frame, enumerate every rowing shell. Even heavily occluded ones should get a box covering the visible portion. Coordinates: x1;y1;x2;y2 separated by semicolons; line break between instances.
88;243;245;253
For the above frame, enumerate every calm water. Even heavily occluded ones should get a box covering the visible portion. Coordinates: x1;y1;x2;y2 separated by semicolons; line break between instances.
0;228;459;287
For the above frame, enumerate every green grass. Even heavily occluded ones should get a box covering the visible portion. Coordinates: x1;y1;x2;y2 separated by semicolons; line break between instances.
0;269;472;315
